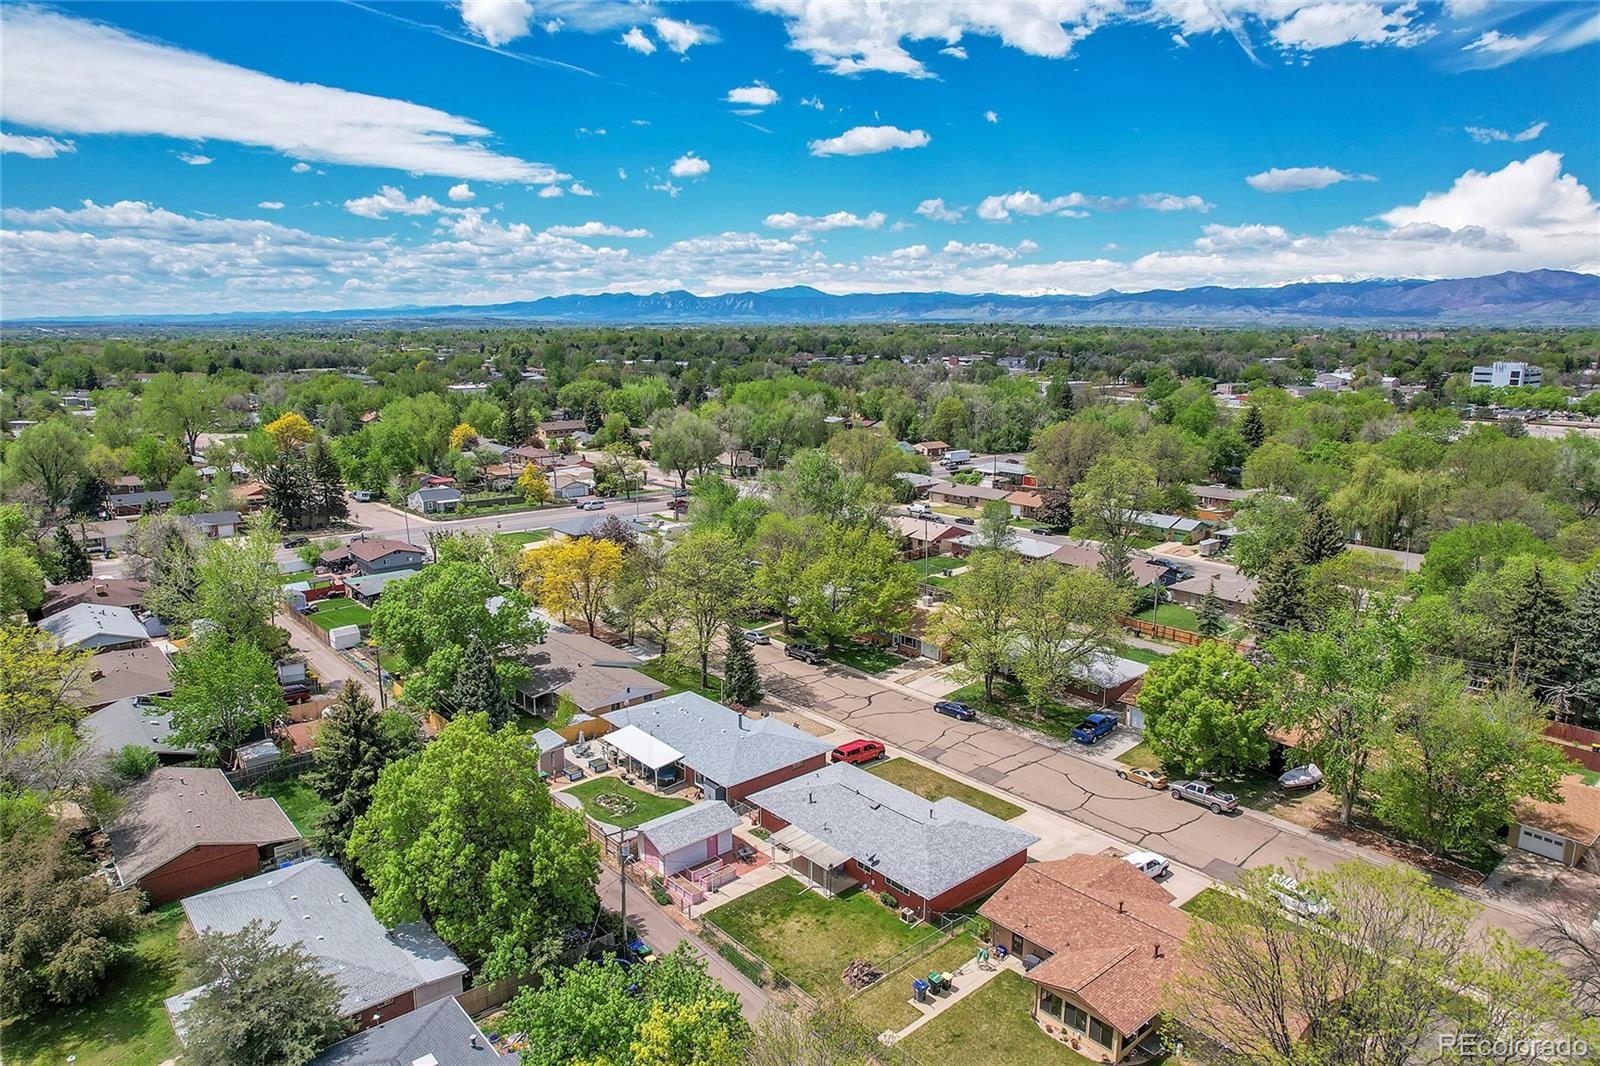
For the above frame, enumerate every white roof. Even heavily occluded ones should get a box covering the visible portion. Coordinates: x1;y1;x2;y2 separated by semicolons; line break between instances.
38;602;147;649
604;723;684;770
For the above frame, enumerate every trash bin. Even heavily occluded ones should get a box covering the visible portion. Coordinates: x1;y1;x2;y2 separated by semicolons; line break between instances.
913;979;929;1003
928;971;942;992
939;971;953;992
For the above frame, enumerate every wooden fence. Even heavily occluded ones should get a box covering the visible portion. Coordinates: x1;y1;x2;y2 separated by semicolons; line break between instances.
1118;615;1252;651
456;932;618;1016
225;750;315;790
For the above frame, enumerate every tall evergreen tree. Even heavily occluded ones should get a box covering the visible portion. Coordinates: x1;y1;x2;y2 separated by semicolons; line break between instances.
263;452;308;530
1299;499;1347;565
1197;581;1227;638
721;625;763;708
1249;553;1312;634
502;400;526;445
450;633;511;728
306;440;347;528
1565;569;1600;722
304;681;421;864
1099;540;1134;588
1502;561;1570;689
52;523;91;583
1238;405;1266;449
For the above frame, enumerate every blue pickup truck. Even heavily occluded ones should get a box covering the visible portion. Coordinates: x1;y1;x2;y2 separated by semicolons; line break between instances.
1071;712;1118;745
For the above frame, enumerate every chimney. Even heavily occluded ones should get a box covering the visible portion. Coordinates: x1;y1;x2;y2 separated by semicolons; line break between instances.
94;583;107;596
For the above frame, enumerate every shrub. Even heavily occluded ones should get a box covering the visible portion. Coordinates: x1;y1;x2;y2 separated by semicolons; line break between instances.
969;916;991;942
749;826;770;840
649;877;672;906
878;891;897;908
110;743;159;779
717;941;766;986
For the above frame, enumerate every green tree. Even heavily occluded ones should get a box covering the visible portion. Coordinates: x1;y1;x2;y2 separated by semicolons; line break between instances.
262;450;309;530
1552;431;1600;517
304;681;421;863
0;547;46;620
178;919;349;1066
1071;455;1155;561
0;624;91;752
721;625;763;708
1010;565;1129;711
140;372;224;456
750;512;810;633
191;526;284;647
350;714;599;981
793;523;918;651
1248;552;1312;634
932;548;1024;701
1228;493;1308;578
1298;498;1346;565
1032;488;1072;530
3;420;86;515
1196;581;1227;638
661;530;752;689
52;525;95;585
450;633;511;727
1139;643;1271;778
1237;404;1266;449
648;409;724;488
166;631;286;761
1565;568;1600;721
306;438;348;527
1500;559;1571;688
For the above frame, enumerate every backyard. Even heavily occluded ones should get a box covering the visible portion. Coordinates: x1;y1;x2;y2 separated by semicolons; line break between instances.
307;596;372;630
252;775;329;836
0;903;185;1066
707;877;927;997
866;758;1024;821
559;777;691;829
907;555;961;581
639;659;724;702
496;529;549;547
1130;602;1201;631
848;931;982;1034
901;969;1113;1066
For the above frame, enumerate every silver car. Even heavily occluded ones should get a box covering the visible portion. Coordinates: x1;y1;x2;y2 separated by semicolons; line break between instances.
742;629;770;645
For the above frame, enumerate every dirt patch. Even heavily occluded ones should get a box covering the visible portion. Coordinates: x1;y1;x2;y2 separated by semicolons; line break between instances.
762;707;835;737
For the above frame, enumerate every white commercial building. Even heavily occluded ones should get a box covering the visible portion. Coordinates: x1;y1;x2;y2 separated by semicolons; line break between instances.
1470;361;1542;388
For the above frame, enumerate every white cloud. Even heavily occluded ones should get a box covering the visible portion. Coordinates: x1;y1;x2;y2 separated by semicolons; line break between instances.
1246;166;1377;192
538;185;565;198
669;153;710;178
291;161;312;173
1269;3;1432;51
545;220;651;238
344;186;445;219
1463;29;1545;56
916;198;964;222
459;0;535;46
569;181;595;196
1456;6;1597;68
650;179;680;197
763;210;886;233
651;16;715;54
257;200;284;210
983;110;999;124
808;125;929;157
617;167;628;180
1465;121;1547;144
1380;151;1594;234
940;46;968;59
0;132;75;158
978;188;1213;220
178;152;213;166
799;95;824;110
619;26;656;53
727;83;780;107
0;8;566;183
448;183;476;202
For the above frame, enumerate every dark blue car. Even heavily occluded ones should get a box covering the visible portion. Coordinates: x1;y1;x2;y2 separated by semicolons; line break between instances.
933;700;976;721
1072;712;1118;745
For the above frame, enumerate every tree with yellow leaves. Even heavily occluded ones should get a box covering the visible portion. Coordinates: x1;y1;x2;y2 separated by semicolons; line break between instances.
516;465;552;506
448;422;479;452
263;412;314;451
522;538;623;637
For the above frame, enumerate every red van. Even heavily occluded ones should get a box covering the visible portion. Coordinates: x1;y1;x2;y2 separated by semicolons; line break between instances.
831;739;886;765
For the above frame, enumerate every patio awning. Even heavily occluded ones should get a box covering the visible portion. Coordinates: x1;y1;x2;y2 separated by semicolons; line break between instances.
769;824;851;870
604;724;684;771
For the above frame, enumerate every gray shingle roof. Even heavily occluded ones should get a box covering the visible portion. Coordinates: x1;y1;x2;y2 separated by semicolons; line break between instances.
635;801;741;856
80;697;196;759
180;859;467;1016
109;768;299;885
38;602;149;649
344;569;422;598
411;486;462;502
108;490;174;508
309;996;512;1065
604;693;832;789
518;630;666;713
749;762;1039;900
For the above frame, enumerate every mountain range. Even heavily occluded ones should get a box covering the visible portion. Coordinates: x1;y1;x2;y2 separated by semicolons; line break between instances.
11;270;1599;328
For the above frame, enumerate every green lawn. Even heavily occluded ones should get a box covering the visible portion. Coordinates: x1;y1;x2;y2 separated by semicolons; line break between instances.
278;568;317;585
1180;887;1256;924
1581;770;1600;786
707;877;927;997
866;758;1024;821
639;659;724;701
308;596;372;630
1115;741;1165;770
908;555;961;581
902;970;1107;1066
252;775;329;836
1118;645;1171;665
496;529;549;546
825;641;904;675
0;903;186;1066
1131;602;1201;631
850;933;981;1034
560;777;692;829
945;680;1082;743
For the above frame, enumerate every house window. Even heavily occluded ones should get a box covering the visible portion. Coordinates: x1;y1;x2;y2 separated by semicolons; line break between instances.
1062;1005;1087;1033
1088;1016;1114;1050
884;877;911;896
1039;990;1064;1021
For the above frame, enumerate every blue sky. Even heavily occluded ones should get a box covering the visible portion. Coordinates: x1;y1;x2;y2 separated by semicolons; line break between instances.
1;1;1597;316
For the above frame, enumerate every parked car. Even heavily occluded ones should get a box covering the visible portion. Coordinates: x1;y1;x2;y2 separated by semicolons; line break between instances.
280;682;312;704
831;739;886;765
282;535;309;548
1117;766;1169;790
1170;780;1239;813
1071;712;1118;745
1124;851;1171;879
742;628;771;645
784;641;825;664
577;499;607;510
933;700;976;721
1268;873;1336;920
907;502;932;515
954;515;974;525
1278;764;1324;791
348;489;373;502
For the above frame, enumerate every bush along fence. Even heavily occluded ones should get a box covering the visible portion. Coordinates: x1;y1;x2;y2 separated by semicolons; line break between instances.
224;749;316;790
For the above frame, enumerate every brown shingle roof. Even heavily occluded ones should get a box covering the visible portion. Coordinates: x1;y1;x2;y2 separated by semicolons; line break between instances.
1517;775;1600;844
81;646;173;709
42;578;147;616
979;854;1190;1035
346;538;422;562
108;768;299;886
1050;541;1167;588
1007;490;1044;508
519;630;667;713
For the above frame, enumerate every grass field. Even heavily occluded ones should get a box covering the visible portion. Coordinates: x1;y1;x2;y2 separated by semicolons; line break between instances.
1180;886;1255;924
252;775;329;836
496;529;549;547
849;932;981;1034
639;659;723;701
278;569;317;585
0;903;186;1066
902;970;1107;1065
1118;645;1171;665
560;777;691;829
1115;741;1165;770
308;596;372;630
708;878;927;997
908;555;961;581
945;680;1081;744
825;641;904;675
866;758;1024;821
1131;603;1201;632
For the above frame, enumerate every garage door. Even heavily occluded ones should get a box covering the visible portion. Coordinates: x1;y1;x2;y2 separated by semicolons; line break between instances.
1518;826;1566;861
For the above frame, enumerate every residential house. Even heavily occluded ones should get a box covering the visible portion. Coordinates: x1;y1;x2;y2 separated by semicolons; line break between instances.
953;533;1058;561
979;853;1189;1062
634;801;743;877
1510;775;1600;867
928;482;1010;508
231;481;269;510
1132;511;1210;544
514;629;667;718
41;577;147;616
913;440;951;460
601;692;832;803
106;490;175;516
963;458;1030;486
1050;542;1176;589
417;473;456;488
893;471;944;497
1066;653;1148;711
170;859;467;1032
889;605;948;662
1007;490;1044;520
78;645;174;709
112;474;146;493
551;478;595;501
39;602;150;652
181;510;241;539
888;515;964;557
537;418;588;446
719;449;763;476
107;767;300;904
1187;483;1259;521
750;762;1039;917
407;486;462;513
508;444;557;470
344;569;421;608
73;517;131;555
321;538;427;575
81;696;197;763
307;996;510;1066
1167;571;1256;617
